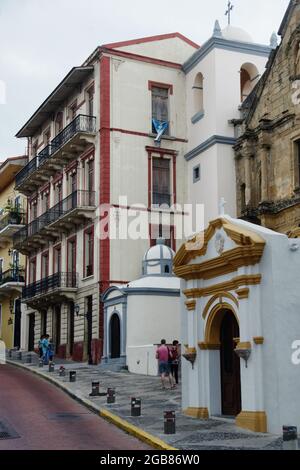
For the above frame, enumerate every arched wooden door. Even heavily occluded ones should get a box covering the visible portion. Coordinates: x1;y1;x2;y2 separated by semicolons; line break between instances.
110;313;121;359
220;310;241;416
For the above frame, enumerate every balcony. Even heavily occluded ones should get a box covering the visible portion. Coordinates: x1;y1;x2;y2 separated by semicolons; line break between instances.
15;114;96;195
22;272;78;309
0;269;25;296
13;190;96;254
0;212;26;248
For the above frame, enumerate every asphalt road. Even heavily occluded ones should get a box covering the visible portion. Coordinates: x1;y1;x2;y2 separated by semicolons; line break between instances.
0;364;150;450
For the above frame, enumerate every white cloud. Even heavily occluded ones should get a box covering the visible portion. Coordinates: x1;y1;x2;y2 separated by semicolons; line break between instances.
0;0;290;157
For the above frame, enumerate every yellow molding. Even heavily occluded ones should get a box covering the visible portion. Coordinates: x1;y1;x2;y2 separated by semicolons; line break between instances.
184;274;262;299
174;246;265;281
173;217;266;269
236;287;250;299
236;342;252;350
185;300;196;311
202;292;239;319
205;303;239;344
198;342;221;351
236;411;267;433
288;227;300;238
253;337;264;345
185;347;197;354
183;407;209;420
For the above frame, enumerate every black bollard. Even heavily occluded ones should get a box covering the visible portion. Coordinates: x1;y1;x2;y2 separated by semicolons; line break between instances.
59;366;66;377
90;381;101;397
131;398;141;417
69;371;76;383
283;426;298;450
49;362;55;373
107;388;116;404
164;411;176;435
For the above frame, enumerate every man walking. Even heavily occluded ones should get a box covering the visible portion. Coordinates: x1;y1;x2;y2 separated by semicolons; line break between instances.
156;339;174;390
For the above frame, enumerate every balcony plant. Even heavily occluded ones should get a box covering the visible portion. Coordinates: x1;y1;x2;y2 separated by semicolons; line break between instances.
4;200;23;225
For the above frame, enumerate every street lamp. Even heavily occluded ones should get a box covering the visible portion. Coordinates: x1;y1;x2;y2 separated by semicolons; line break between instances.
75;304;81;317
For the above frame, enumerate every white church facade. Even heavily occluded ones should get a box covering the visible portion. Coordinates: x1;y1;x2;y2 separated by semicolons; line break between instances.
174;214;300;434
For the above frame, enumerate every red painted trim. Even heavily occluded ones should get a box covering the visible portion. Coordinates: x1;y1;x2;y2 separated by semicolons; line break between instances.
146;146;178;156
52;172;63;185
39;182;50;195
80;146;95;161
65;160;78;174
148;80;173;95
76;99;86;111
108;128;187;143
100;48;182;70
83;224;94;278
102;32;200;50
148;151;152;208
172;155;177;205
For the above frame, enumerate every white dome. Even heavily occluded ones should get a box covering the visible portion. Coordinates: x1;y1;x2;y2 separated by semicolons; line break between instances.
222;25;253;43
143;240;175;262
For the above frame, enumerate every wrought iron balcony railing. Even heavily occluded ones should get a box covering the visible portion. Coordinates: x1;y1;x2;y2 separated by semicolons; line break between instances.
15;114;96;188
22;272;78;300
0;269;25;286
0;212;26;232
13;190;95;247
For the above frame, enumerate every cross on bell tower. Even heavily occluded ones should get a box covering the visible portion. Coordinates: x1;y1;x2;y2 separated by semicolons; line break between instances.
225;1;234;25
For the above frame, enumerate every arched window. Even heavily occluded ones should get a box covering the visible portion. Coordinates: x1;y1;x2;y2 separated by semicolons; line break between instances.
193;73;204;115
240;63;259;102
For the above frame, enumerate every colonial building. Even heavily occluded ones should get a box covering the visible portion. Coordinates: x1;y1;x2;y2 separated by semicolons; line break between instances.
0;156;27;350
234;0;300;235
174;213;300;434
14;22;272;364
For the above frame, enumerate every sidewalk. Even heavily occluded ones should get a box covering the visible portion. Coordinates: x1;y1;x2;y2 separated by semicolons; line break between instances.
6;356;287;450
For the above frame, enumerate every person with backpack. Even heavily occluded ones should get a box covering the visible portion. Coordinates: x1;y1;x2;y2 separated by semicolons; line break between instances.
41;335;50;365
169;340;180;385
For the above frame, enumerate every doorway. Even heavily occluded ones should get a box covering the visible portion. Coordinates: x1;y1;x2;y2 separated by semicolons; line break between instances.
13;299;21;350
110;313;121;359
220;310;241;416
28;313;35;351
53;306;61;354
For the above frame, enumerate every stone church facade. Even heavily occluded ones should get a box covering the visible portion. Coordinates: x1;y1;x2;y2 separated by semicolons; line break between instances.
234;0;300;236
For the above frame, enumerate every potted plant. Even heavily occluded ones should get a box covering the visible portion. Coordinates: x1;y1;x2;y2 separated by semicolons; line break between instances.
4;200;22;225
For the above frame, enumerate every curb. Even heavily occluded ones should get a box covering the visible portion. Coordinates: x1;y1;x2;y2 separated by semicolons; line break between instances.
6;360;177;451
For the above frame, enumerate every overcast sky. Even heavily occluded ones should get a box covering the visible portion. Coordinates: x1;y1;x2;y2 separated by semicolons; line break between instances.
0;0;290;158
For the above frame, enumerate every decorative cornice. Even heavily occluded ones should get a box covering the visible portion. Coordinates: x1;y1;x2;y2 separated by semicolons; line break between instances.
253;336;264;345
236;287;250;299
184;275;262;299
236;342;252;350
185;135;237;161
185;300;196;311
198;342;221;350
183;36;270;74
202;292;239;319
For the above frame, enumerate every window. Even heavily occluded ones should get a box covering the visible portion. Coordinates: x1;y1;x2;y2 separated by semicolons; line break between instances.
240;63;259;102
84;159;94;205
150;224;175;250
152;158;171;206
67;237;76;273
29;258;36;284
43;128;51;146
32;140;38;157
55;112;63;135
193;73;204;116
53;245;61;274
41;251;49;279
152;87;169;135
86;85;94;116
31;200;37;221
69;101;77;121
193;164;201;183
84;226;94;277
41;192;50;214
241;183;246;212
54;181;63;204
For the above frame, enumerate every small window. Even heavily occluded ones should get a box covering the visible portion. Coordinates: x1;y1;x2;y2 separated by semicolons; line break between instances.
164;265;170;274
152;87;169;135
193;73;204;115
193;165;200;183
84;227;94;277
152;158;171;206
69;101;77;120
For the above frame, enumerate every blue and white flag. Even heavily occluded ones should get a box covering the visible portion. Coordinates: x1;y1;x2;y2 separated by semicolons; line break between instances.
152;119;169;142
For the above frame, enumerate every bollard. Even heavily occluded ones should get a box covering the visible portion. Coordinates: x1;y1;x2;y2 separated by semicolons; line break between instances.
39;359;44;368
131;398;142;417
107;388;116;404
49;362;55;373
8;350;12;359
69;371;76;383
90;381;101;397
164;411;176;435
283;426;298;450
59;366;66;377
